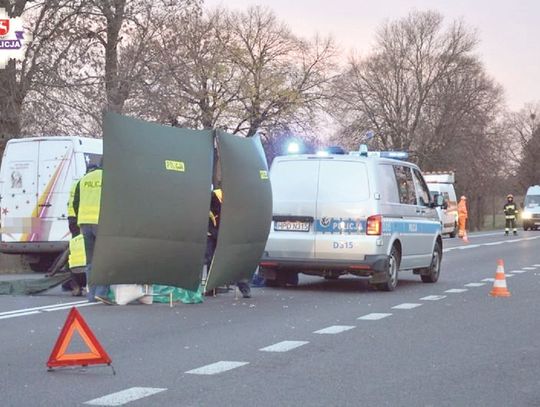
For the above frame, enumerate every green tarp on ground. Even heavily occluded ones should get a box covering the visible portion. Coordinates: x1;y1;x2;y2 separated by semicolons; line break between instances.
205;132;273;290
0;274;71;295
91;113;214;291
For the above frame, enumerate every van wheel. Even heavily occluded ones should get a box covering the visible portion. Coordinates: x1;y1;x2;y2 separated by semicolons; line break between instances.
375;246;399;291
421;242;442;283
449;222;457;238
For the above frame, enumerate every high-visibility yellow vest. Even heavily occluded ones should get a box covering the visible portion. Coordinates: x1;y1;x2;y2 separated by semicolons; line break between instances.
77;169;102;225
67;181;77;217
209;188;223;227
68;234;87;269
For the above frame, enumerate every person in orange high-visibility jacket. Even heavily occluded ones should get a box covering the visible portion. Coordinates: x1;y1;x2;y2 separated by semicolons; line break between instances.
457;195;468;238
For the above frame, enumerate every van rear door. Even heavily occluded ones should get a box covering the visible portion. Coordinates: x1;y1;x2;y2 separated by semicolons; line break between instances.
0;140;39;243
268;159;319;260
315;160;371;260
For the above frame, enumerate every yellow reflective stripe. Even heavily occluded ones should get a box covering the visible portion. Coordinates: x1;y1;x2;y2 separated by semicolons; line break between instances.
68;235;86;268
209;211;217;227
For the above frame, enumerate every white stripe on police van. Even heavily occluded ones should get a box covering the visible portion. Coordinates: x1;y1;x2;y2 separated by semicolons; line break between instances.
0;300;88;317
420;295;446;301
509;270;527;274
445;289;468;293
482;278;495;282
185;361;249;375
358;313;392;320
314;325;355;334
84;387;167;406
392;303;422;310
259;341;309;352
464;283;486;287
0;311;41;320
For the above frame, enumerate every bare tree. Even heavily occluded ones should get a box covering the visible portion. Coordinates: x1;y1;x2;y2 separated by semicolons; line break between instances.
226;6;337;137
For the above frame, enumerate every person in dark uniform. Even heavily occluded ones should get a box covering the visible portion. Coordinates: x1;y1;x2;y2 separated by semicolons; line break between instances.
503;194;518;236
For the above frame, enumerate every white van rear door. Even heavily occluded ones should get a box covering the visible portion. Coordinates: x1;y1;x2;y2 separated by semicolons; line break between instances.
35;139;77;242
267;159;319;260
315;160;371;260
0;140;39;242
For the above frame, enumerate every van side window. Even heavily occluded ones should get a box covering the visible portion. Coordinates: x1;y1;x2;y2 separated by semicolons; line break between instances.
393;165;417;205
378;164;399;203
413;169;431;207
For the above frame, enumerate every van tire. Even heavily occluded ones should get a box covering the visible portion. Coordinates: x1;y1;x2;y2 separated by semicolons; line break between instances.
421;242;442;283
374;246;399;291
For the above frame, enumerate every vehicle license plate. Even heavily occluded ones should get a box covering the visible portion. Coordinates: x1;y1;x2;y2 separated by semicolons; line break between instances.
274;220;310;232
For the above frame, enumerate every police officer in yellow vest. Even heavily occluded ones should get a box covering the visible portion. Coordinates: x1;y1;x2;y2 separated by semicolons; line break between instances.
73;163;110;302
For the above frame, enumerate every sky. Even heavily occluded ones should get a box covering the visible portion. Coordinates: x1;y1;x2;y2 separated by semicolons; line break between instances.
205;0;540;111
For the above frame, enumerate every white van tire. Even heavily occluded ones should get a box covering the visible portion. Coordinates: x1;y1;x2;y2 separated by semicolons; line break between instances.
421;242;442;283
374;246;399;291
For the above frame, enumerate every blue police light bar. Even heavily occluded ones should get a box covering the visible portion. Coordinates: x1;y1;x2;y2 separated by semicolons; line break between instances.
287;141;301;154
379;151;409;160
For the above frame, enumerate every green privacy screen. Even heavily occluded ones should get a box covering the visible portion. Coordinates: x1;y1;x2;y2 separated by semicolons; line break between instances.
205;132;273;290
91;113;213;290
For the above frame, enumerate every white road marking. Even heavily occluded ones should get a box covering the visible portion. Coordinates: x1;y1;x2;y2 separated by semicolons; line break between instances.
456;246;476;250
44;302;97;312
0;311;41;320
484;242;503;246
84;387;167;406
523;267;536;270
358;313;392;320
392;303;422;310
0;300;88;317
420;295;446;301
482;278;495;282
533;264;540;267
509;270;527;274
505;274;515;278
314;325;355;334
259;341;309;352
185;361;249;375
445;289;468;293
464;283;486;287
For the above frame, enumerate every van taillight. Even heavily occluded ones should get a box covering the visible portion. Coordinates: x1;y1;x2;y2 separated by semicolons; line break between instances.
366;215;382;235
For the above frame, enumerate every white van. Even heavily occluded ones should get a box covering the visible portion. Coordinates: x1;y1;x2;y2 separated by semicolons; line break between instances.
259;150;444;291
424;172;458;237
521;185;540;230
0;137;102;271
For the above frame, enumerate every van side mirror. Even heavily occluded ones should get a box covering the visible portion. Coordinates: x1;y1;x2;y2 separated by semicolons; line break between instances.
434;194;444;207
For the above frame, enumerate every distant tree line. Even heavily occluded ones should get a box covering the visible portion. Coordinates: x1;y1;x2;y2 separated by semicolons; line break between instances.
0;2;538;229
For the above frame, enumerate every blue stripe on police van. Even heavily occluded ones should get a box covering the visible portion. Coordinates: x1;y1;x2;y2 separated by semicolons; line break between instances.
315;217;440;234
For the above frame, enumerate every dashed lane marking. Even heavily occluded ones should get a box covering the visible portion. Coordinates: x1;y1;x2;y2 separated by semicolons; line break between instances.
259;341;309;352
505;274;515;278
391;303;422;310
445;289;468;293
84;387;167;406
482;278;495;282
509;270;527;274
464;283;486;287
420;295;446;301
314;325;355;334
185;361;249;375
533;264;540;267
358;313;392;320
523;267;536;270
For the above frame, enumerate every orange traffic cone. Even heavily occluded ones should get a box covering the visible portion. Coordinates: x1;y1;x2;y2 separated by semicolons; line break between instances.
489;259;511;297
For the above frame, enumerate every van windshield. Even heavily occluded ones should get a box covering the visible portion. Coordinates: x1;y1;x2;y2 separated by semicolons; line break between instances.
525;195;540;207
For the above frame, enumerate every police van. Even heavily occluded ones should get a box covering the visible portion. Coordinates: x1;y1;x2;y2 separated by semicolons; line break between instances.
0;137;102;271
259;147;444;291
522;185;540;231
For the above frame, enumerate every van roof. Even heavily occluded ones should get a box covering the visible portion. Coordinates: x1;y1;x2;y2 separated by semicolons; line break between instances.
273;154;419;168
526;185;540;195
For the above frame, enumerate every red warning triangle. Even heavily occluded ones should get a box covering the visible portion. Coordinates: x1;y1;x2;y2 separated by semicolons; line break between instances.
47;307;111;369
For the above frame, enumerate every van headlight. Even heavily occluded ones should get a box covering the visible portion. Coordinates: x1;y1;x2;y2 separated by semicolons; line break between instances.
522;211;532;220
